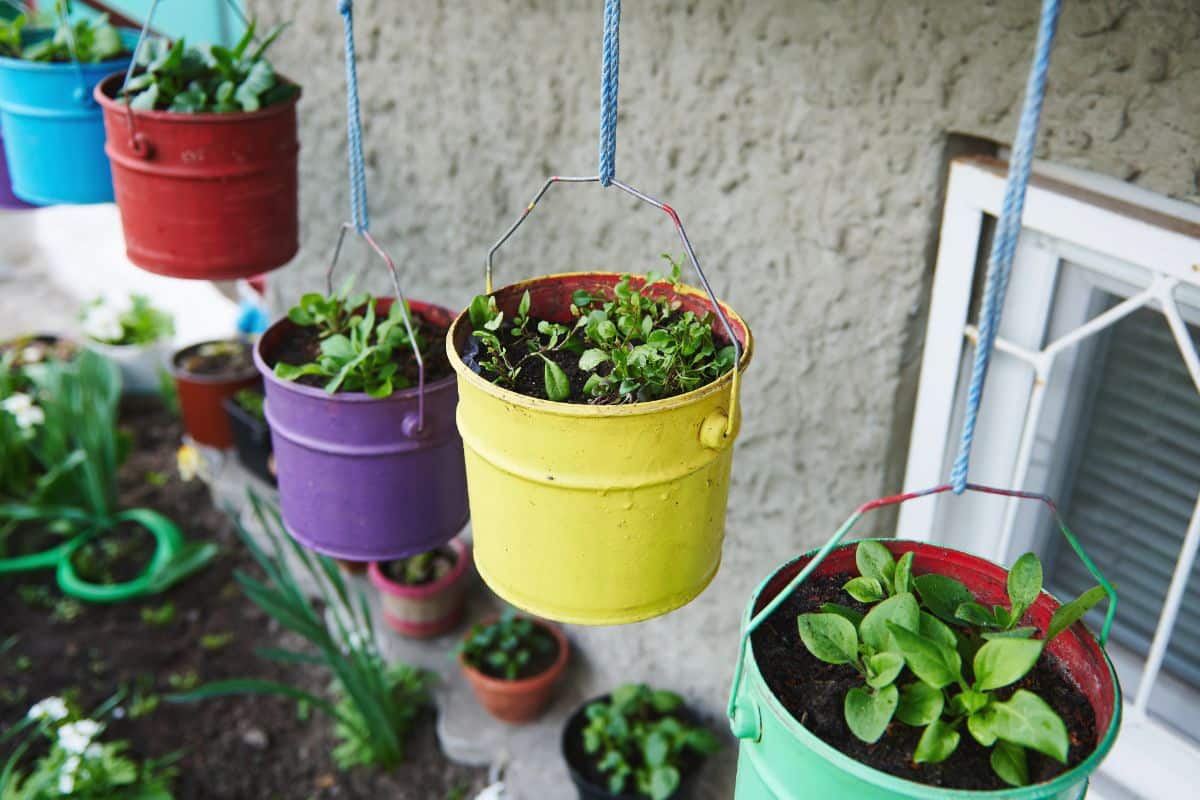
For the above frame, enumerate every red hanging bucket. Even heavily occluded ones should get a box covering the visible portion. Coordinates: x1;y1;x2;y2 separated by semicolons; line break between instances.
94;73;301;280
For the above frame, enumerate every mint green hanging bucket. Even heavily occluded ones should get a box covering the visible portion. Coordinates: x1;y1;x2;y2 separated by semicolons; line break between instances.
727;484;1122;800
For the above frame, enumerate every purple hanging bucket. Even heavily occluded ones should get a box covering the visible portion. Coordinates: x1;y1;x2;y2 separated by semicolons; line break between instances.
254;299;469;561
0;129;32;209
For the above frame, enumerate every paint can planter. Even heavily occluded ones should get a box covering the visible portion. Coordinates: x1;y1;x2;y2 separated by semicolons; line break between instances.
222;392;275;485
0;35;134;205
368;537;471;638
728;538;1121;799
86;339;171;395
446;272;752;626
460;617;569;724
171;340;260;449
94;73;301;280
255;299;469;562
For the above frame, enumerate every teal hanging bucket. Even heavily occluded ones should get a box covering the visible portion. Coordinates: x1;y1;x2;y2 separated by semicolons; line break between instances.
727;485;1121;800
0;31;135;205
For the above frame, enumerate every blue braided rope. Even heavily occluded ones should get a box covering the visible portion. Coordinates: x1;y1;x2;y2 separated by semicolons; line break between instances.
599;0;620;186
950;0;1061;494
339;0;370;233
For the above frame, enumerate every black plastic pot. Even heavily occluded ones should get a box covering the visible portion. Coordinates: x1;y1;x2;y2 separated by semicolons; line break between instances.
561;694;705;800
222;393;274;485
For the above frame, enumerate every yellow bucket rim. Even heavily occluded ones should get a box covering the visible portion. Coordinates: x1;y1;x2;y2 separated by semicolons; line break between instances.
446;271;753;418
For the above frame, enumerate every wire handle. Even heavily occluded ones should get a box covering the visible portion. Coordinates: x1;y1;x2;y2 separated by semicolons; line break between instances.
485;175;743;435
113;0;160;156
951;0;1061;493
726;482;1118;735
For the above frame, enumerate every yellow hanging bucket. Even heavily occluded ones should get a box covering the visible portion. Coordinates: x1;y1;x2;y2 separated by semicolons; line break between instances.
448;270;752;624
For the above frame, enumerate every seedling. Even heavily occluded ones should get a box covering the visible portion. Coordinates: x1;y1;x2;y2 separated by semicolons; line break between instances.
233;388;266;422
275;281;426;399
795;542;1108;786
200;632;235;651
385;549;452;585
122;20;296;113
581;683;719;800
469;255;736;403
458;609;556;681
139;601;175;627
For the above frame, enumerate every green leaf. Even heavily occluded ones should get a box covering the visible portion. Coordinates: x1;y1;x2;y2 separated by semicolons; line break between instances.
542;357;570;402
819;603;865;627
1007;552;1043;617
235;59;276;112
914;719;960;764
913;573;975;622
468;295;493;329
845;684;898;743
843;576;884;604
1047;585;1107;642
973;690;1069;763
648;765;680;800
981;627;1037;641
320;334;355;360
643;730;669;767
953;689;989;716
649;690;683;713
894;551;913;595
973;638;1044;691
866;651;905;689
991;741;1030;787
856;540;896;593
796;613;859;665
896;682;944;726
517;289;531;319
919;611;960;651
860;592;920;653
887;623;962;689
955;601;997;627
579;348;610;371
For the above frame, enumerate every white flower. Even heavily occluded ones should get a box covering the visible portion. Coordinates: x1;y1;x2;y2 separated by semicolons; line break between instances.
58;756;80;794
2;393;45;430
27;696;68;722
83;743;103;759
57;720;103;754
20;346;43;364
81;304;125;343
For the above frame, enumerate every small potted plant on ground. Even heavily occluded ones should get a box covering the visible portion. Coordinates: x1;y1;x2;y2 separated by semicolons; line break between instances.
562;683;721;800
728;526;1121;799
80;293;174;395
368;537;472;638
0;8;134;204
222;387;274;484
447;258;752;625
254;281;468;561
171;339;259;449
95;20;301;279
458;609;569;724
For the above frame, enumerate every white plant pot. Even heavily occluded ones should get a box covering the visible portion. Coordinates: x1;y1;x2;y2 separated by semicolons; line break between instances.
86;339;171;395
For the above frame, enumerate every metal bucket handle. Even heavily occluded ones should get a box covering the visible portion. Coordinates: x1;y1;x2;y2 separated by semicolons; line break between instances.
324;222;428;433
114;0;162;157
726;482;1118;739
485;175;743;436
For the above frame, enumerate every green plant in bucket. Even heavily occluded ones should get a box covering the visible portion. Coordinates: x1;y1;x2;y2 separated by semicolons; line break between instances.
0;4;125;63
795;541;1108;786
458;608;556;681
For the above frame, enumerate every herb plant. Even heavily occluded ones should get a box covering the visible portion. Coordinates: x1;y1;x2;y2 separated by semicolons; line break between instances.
79;294;174;347
385;548;453;585
171;492;431;770
469;256;736;403
794;541;1109;786
274;281;426;398
0;6;125;63
123;20;296;113
459;609;557;681
3;693;177;799
580;683;720;800
232;389;265;422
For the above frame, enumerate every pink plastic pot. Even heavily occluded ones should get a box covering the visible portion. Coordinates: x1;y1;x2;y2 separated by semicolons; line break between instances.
368;538;472;638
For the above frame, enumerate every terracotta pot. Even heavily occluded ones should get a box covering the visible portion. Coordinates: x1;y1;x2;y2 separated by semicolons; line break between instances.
460;616;569;724
369;538;471;638
171;340;259;449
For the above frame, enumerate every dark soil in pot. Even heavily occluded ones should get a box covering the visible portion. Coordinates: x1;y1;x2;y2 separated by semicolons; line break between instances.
751;572;1098;791
0;397;488;798
173;340;255;377
0;334;77;365
379;546;457;586
69;522;156;585
266;307;453;388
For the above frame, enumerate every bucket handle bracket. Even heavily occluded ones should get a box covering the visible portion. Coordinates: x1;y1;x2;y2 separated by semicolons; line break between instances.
725;482;1118;737
485;175;743;435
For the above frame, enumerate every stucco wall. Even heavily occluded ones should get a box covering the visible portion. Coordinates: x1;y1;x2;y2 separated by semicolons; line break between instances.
249;0;1198;786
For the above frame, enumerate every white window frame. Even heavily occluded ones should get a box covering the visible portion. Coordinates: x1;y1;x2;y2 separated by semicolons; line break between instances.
898;156;1200;799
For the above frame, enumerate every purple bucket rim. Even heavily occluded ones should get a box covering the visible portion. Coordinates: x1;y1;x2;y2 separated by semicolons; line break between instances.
254;299;458;404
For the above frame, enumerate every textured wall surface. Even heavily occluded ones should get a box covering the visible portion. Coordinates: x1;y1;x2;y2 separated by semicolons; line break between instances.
250;0;1198;789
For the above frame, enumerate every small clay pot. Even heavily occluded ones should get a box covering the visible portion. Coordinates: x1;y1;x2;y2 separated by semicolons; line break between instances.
368;538;471;638
459;616;569;724
171;340;258;449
